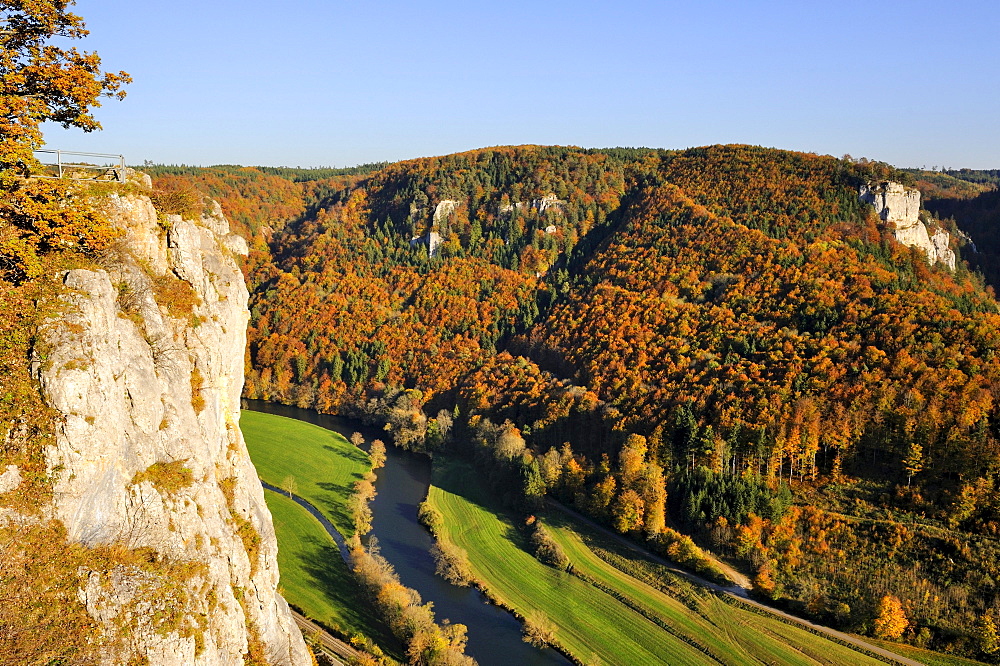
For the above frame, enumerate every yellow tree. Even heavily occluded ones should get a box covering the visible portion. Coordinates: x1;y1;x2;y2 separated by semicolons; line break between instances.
873;595;908;640
0;0;130;176
977;615;999;656
0;0;129;281
902;440;923;488
637;462;666;537
611;488;645;534
618;433;647;488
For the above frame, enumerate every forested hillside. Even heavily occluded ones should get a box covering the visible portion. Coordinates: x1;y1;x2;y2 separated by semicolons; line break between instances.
158;145;1000;660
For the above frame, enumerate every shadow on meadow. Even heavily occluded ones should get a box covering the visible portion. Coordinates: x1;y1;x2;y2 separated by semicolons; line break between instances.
298;534;402;655
324;443;370;466
431;456;536;557
314;480;358;534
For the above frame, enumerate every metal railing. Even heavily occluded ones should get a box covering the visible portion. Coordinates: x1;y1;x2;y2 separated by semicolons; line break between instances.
32;149;125;182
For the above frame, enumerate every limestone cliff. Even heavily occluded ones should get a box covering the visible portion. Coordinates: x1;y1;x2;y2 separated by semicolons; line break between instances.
31;186;309;664
498;194;566;216
859;181;956;270
432;199;460;226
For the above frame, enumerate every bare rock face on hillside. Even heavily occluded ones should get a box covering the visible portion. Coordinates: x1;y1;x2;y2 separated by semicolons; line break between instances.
409;230;443;257
433;199;460;226
498;194;566;217
32;192;309;664
931;227;957;271
860;181;956;269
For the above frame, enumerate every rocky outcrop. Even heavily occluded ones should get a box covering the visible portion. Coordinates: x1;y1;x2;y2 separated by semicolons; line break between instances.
33;192;309;664
860;182;955;269
432;199;460;226
410;231;443;257
533;194;565;214
499;194;566;216
860;181;920;228
931;228;957;271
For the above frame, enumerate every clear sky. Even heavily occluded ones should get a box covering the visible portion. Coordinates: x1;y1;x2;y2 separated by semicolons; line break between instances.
42;0;1000;169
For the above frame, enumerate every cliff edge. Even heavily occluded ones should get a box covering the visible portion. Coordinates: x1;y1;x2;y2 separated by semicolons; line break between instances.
859;181;956;270
28;185;309;664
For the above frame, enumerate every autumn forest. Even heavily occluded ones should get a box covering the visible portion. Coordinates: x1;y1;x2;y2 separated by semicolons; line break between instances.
151;145;1000;660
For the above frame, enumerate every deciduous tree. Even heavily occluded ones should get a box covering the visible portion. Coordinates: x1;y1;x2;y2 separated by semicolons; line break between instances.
0;0;130;176
0;0;129;281
611;488;645;534
873;595;908;640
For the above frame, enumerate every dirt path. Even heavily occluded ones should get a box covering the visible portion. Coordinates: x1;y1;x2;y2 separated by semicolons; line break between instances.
547;500;922;666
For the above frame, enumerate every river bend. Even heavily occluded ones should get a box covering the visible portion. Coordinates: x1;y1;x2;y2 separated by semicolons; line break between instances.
243;399;568;666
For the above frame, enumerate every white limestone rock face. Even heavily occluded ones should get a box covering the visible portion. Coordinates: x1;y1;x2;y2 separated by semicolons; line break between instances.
499;194;566;216
860;181;954;269
433;199;460;226
860;181;921;227
932;228;957;271
409;230;443;257
0;465;21;494
34;195;309;665
532;194;565;214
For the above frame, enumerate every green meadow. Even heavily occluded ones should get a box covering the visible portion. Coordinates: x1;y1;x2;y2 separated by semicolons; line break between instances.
243;409;398;651
264;489;392;643
427;456;888;666
241;409;369;537
865;639;989;666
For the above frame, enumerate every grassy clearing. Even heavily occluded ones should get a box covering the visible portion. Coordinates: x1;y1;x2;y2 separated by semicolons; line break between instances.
264;489;394;649
242;409;369;537
428;457;887;666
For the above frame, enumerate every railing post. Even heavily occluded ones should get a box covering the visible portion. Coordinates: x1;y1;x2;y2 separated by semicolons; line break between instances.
56;149;63;179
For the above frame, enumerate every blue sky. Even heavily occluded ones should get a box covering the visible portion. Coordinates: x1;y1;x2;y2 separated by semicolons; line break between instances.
42;0;1000;169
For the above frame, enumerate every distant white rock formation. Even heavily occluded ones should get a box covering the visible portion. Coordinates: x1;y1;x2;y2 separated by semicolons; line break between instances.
859;182;956;270
499;194;566;216
433;199;460;226
533;194;565;214
410;231;443;257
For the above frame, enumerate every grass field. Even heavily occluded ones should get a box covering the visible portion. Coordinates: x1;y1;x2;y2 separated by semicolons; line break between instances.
428;456;888;666
243;409;398;652
264;489;393;646
866;638;989;666
242;409;370;537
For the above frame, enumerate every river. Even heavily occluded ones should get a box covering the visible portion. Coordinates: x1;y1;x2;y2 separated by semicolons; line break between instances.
242;400;569;666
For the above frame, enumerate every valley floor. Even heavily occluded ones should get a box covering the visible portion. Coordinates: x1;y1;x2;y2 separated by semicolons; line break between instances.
427;456;904;666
